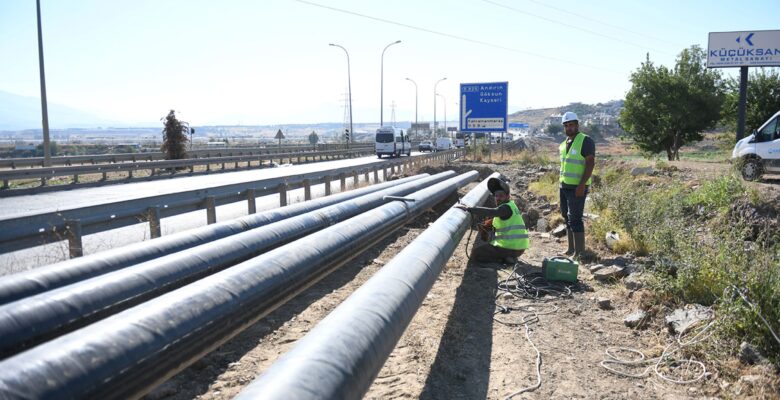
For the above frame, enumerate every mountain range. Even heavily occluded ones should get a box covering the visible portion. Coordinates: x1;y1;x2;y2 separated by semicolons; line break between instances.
0;91;121;130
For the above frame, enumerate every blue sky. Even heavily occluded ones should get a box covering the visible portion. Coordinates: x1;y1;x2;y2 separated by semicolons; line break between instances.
1;0;778;127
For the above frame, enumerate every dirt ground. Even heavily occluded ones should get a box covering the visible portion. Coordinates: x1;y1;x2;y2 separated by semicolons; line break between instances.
146;146;779;400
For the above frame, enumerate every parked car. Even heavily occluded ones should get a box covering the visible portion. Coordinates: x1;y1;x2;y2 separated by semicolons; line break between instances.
418;140;434;152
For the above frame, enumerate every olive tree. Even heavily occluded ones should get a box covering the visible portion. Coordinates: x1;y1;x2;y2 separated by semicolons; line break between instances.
619;46;724;160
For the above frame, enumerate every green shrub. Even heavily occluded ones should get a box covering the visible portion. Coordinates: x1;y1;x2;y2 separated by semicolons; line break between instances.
583;163;779;363
528;170;559;201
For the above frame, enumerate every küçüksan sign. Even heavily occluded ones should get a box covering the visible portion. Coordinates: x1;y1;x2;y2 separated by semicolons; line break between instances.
707;29;780;141
707;30;780;68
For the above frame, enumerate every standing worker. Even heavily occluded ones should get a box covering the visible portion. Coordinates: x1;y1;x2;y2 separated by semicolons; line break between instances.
455;177;529;265
559;111;595;259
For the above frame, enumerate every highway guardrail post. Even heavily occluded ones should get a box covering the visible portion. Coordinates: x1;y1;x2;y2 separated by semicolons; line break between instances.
147;207;162;239
278;183;288;207
324;176;331;196
303;179;311;201
247;189;257;214
64;219;83;258
206;196;217;224
339;173;346;192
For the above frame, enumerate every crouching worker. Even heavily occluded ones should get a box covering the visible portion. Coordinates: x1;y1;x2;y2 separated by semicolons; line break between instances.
454;177;529;265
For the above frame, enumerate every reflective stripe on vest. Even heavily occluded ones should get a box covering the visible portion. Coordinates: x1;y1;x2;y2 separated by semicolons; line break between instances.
559;132;592;186
490;201;530;250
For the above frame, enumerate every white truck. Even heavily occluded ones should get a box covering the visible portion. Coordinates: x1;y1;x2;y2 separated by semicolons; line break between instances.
732;110;780;181
375;126;411;158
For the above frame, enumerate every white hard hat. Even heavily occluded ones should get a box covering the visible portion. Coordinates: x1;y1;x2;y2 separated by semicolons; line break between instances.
561;112;578;124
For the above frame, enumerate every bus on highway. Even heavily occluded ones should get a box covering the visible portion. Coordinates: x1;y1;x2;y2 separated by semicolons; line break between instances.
375;127;411;158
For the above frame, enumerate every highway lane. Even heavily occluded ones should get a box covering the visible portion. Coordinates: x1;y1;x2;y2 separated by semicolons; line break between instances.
0;152;425;274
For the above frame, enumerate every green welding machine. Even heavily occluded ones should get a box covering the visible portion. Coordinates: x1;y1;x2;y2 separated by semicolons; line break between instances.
541;257;579;282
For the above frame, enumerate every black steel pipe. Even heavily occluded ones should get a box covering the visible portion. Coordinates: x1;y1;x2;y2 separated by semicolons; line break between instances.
0;172;456;359
0;174;427;305
236;173;496;400
0;171;478;400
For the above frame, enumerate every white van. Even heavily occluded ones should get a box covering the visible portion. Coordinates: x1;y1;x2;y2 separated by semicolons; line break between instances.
435;137;453;151
375;127;411;158
732;110;780;180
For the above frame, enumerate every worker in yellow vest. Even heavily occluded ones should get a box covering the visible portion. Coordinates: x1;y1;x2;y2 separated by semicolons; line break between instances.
455;177;529;265
559;111;595;259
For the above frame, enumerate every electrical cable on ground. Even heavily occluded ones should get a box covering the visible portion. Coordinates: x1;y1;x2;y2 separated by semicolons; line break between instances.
492;264;576;399
599;318;716;384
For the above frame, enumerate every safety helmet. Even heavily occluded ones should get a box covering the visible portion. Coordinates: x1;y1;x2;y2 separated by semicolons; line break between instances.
561;111;578;124
487;177;510;195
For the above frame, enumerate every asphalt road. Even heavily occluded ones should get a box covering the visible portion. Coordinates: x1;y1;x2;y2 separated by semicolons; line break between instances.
0;152;424;274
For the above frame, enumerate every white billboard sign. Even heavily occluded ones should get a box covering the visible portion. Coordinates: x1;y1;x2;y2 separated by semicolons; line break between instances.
707;30;780;68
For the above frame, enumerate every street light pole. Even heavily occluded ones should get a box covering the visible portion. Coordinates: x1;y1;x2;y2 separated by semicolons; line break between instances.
329;43;353;148
36;0;51;167
405;78;417;140
433;77;447;138
437;93;447;139
380;40;401;127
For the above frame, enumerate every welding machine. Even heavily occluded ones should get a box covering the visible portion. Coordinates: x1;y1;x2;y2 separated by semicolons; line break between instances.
541;257;579;283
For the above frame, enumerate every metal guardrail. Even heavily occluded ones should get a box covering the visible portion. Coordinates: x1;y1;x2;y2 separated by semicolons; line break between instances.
0;147;376;192
0;143;374;169
0;149;465;258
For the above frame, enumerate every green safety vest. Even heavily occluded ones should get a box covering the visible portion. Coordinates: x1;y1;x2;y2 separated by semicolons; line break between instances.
490;201;529;250
559;132;592;186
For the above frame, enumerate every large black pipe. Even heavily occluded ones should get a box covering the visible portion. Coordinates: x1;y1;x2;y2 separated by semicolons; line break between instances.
0;171;478;400
235;173;496;400
0;174;426;305
0;172;456;359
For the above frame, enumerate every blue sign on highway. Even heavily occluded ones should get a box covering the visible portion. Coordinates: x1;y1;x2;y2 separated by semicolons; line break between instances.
460;82;508;132
509;122;528;129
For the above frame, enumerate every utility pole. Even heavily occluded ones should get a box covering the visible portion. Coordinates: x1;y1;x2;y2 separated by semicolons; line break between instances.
36;0;51;166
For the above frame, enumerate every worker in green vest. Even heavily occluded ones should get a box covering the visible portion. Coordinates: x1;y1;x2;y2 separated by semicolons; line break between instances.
455;177;529;265
559;111;595;259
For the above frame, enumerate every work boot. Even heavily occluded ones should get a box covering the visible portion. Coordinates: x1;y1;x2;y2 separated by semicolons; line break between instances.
573;232;586;259
564;230;575;256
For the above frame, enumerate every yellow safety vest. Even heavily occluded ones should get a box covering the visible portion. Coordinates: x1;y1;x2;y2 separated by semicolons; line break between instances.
559;132;592;186
490;201;529;250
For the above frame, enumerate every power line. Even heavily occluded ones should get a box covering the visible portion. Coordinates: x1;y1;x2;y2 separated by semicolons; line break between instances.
518;0;688;48
481;0;673;56
294;0;622;74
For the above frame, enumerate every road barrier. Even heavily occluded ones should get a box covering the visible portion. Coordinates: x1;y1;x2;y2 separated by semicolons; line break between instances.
236;173;496;400
0;149;465;259
0;147;376;193
0;171;478;400
0;143;374;169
